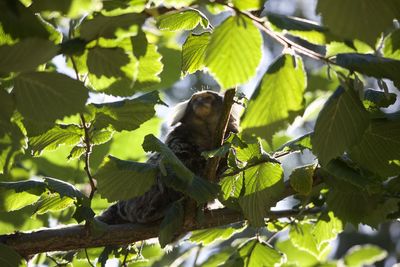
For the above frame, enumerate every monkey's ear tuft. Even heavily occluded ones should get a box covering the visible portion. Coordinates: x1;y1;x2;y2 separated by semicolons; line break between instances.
170;100;190;126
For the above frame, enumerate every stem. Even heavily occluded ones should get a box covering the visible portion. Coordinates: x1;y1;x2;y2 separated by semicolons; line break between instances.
84;248;95;267
80;113;96;200
219;1;336;65
204;88;236;182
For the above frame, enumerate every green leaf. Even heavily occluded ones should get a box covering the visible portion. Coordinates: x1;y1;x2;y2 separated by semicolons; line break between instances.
289;164;315;195
95;156;157;202
108;117;161;161
232;0;263;11
324;176;381;225
190;223;245;245
324;159;380;191
0;244;23;267
344;245;387;267
0;180;47;211
0;38;59;73
276;239;319;266
30;0;102;18
278;133;312;152
311;86;370;165
159;200;184;248
383;29;400;60
267;12;330;45
241;54;306;142
142;134;219;204
87;46;130;78
349;120;400;177
336;53;400;88
313;212;343;249
44;177;86;200
35;193;74;214
219;173;243;210
363;89;397;110
92;91;163;132
326;40;373;57
289;222;331;260
131;28;148;58
316;0;400;46
0;0;50;39
79;13;145;41
238;162;284;226
67;145;85;160
157;9;209;31
182;32;210;74
29;124;82;156
90;129;114;145
13;72;89;135
226;240;283;266
205;15;262;89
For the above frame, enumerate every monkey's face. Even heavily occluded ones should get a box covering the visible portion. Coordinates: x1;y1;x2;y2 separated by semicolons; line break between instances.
190;92;222;120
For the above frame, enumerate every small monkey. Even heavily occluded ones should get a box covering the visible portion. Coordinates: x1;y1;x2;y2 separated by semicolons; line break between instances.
98;91;241;224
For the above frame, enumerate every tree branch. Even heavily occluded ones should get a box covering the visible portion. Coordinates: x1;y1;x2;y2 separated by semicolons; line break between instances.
0;207;323;258
204;88;236;182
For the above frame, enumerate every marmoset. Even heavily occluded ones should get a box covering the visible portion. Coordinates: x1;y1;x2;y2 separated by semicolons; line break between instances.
98;90;240;224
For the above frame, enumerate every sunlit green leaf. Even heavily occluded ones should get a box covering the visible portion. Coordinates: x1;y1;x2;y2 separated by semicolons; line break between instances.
0;38;59;73
344;245;387;267
289;164;315;195
90;129;114;145
226;240;283;266
238;162;284;226
95;156;157;202
312;86;369;165
276;239;319;266
232;0;263;11
241;54;306;142
30;0;102;18
326;40;373;57
205;15;262;89
35;193;74;214
29;124;82;156
190;223;245;245
157;9;209;31
383;29;400;60
182;33;210;74
313;212;343;249
289;222;331;260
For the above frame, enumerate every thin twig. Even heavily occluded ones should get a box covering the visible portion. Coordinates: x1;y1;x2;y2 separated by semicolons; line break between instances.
80;113;96;200
218;1;336;65
84;248;95;267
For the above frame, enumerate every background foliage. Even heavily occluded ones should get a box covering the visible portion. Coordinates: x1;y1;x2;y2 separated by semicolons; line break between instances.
0;0;400;266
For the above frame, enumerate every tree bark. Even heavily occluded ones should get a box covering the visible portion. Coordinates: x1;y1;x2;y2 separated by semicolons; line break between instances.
0;208;324;258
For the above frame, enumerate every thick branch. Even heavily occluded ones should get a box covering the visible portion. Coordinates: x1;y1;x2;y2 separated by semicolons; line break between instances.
204;88;236;182
0;208;322;258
